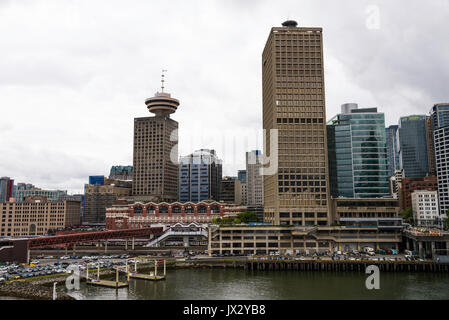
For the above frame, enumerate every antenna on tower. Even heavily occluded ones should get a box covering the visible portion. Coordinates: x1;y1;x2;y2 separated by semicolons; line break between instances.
161;69;167;93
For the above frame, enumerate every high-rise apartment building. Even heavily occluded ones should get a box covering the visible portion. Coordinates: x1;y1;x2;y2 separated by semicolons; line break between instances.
132;80;179;202
386;125;400;177
398;115;431;178
178;149;222;202
0;177;14;203
246;150;264;207
327;104;390;198
262;20;330;225
430;103;449;218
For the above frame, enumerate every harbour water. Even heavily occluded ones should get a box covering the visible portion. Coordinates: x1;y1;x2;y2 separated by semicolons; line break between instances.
68;269;449;300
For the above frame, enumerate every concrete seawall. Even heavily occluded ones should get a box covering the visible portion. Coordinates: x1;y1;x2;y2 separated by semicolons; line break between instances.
134;259;449;273
243;260;449;273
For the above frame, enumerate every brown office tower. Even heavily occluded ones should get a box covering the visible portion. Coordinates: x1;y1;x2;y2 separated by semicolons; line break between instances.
262;20;330;226
132;80;179;202
426;116;436;176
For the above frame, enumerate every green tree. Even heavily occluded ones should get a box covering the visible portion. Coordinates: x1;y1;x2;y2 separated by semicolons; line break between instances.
236;211;258;223
400;207;413;224
212;218;222;224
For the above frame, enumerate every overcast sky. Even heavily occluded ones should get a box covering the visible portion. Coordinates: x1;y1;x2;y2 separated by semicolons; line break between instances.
1;0;448;194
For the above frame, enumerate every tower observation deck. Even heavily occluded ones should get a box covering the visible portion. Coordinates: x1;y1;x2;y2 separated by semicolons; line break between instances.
145;92;180;117
144;71;180;117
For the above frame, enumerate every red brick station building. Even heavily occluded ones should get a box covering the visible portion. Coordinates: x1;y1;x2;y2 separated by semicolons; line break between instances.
106;201;246;230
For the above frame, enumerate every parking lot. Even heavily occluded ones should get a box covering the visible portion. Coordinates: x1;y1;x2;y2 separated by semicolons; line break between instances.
1;249;429;284
0;254;137;283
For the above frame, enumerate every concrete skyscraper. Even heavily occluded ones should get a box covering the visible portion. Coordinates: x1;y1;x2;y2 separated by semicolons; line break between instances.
132;74;179;202
246;150;263;207
262;20;330;226
246;150;264;222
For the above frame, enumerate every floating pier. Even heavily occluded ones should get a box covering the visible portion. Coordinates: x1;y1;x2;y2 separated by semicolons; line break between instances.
86;262;129;288
126;257;166;281
86;279;129;288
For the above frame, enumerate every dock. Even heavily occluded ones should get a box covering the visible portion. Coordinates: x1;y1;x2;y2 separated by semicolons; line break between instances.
128;273;166;281
86;279;129;288
126;257;167;281
85;262;129;288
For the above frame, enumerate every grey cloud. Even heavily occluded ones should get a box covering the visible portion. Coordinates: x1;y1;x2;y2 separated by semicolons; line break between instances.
0;0;448;191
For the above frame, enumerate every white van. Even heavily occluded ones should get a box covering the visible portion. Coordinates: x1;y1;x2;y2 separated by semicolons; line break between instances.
363;247;375;256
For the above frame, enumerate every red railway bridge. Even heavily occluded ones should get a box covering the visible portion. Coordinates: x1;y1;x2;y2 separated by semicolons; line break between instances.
28;227;164;249
1;228;164;263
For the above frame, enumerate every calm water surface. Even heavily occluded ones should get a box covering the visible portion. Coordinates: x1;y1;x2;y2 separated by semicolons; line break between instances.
67;269;449;300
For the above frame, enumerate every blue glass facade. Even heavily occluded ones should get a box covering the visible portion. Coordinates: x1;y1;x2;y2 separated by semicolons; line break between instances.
398;115;430;178
89;176;105;186
327;106;390;198
238;170;247;184
385;125;400;177
178;150;222;202
431;104;449;131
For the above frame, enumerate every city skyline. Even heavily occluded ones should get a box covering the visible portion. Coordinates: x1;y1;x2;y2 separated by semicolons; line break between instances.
1;1;449;194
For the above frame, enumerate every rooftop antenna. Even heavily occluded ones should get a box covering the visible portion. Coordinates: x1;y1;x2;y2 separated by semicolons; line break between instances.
161;69;167;93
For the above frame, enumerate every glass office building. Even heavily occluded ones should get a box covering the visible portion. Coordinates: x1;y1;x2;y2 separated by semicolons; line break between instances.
0;177;14;203
237;170;247;184
327;104;390;198
89;176;105;186
386;125;400;177
178;149;222;202
398;115;430;178
14;188;68;203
